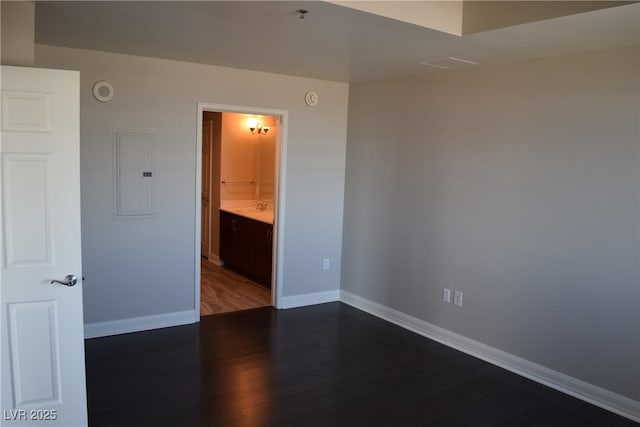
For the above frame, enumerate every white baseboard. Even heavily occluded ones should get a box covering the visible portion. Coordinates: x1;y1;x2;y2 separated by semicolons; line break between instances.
279;289;340;309
339;290;640;423
84;310;197;339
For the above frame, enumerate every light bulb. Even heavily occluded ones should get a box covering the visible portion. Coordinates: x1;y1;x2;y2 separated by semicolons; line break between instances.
247;118;258;133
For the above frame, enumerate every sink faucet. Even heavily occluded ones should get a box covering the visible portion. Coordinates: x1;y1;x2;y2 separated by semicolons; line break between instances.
253;200;268;211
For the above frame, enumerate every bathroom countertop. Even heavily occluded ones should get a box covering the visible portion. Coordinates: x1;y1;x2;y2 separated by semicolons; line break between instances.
219;207;273;224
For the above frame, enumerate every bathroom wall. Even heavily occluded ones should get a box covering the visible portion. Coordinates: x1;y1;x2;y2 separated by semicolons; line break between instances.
220;113;276;202
259;119;277;201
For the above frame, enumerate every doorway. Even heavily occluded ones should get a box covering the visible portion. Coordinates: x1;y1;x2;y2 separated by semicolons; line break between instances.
195;103;287;317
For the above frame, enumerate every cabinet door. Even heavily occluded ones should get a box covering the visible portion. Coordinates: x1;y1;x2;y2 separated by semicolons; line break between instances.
220;211;272;287
235;215;255;277
219;211;243;272
254;222;273;288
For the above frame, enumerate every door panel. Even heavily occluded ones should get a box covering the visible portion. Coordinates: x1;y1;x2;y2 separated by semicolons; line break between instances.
7;300;61;407
1;66;87;426
1;91;51;132
2;154;53;266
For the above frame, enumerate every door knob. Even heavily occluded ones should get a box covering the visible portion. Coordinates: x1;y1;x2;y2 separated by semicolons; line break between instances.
51;274;78;287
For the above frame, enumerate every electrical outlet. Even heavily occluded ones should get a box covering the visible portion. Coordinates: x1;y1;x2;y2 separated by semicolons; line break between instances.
454;291;463;307
442;288;451;303
323;258;330;270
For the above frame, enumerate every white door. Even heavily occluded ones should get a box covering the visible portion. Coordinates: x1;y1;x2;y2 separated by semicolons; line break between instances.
1;66;87;426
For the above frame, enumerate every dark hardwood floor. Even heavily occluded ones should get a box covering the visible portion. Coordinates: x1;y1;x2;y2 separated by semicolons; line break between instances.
85;303;637;427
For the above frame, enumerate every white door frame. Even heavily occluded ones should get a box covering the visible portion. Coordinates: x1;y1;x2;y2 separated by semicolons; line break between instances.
194;103;288;317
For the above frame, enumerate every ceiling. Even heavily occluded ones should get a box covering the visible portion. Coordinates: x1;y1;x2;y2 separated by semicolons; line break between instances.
34;1;640;83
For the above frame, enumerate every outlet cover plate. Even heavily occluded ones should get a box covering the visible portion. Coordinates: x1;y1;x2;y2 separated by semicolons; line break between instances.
454;291;463;307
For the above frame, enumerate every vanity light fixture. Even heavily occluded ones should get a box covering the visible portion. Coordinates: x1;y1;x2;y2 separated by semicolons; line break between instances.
247;118;270;135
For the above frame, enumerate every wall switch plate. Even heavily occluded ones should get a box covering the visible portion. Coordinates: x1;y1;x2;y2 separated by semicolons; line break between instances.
443;288;451;303
323;258;330;270
454;291;463;307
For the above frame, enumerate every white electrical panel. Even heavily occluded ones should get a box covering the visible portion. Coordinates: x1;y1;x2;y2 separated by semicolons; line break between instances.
114;130;155;217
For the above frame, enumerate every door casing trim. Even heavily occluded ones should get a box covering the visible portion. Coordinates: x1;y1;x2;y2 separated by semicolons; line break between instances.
195;102;288;317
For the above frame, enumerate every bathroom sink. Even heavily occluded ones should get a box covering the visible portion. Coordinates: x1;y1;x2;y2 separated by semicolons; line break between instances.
224;207;274;224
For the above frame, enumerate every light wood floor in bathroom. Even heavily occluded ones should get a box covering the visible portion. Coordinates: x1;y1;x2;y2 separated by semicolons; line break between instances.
200;259;271;316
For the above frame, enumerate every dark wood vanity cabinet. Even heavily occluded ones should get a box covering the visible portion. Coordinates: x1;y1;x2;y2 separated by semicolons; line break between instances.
219;210;272;288
253;221;273;287
219;211;249;276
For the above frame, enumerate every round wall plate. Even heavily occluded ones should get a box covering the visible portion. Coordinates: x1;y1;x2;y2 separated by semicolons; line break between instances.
305;91;319;107
92;80;114;102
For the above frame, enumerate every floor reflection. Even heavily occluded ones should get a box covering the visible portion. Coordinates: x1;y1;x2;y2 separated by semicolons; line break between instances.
199;308;273;427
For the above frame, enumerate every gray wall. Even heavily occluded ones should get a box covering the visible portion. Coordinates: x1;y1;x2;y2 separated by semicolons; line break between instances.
1;1;35;66
341;47;639;400
34;44;348;323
